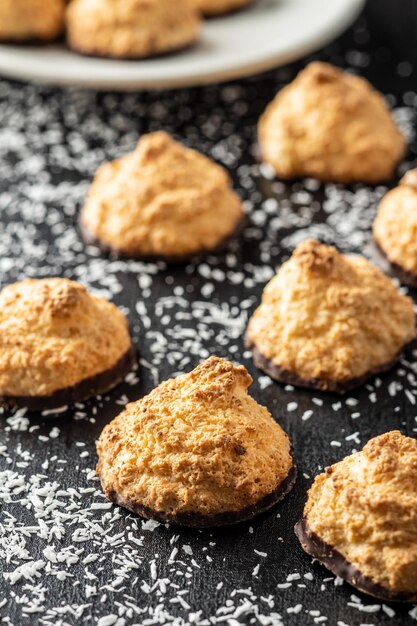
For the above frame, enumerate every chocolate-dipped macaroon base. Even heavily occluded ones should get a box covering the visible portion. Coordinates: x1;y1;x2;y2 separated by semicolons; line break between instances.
100;464;297;528
370;239;417;289
0;347;136;412
79;216;247;264
245;337;413;394
295;518;417;603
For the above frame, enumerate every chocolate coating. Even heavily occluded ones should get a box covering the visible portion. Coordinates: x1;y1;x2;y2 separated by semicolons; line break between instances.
245;336;414;394
79;215;246;264
102;464;297;528
370;238;417;289
0;346;136;412
295;517;417;603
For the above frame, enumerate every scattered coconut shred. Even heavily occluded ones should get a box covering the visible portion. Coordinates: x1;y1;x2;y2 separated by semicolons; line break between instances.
0;15;417;626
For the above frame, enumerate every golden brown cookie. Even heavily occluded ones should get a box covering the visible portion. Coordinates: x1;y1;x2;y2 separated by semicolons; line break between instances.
0;278;135;411
0;0;65;43
194;0;252;16
372;169;417;287
66;0;201;59
245;240;416;393
295;431;417;603
79;131;244;260
97;356;296;527
258;62;406;184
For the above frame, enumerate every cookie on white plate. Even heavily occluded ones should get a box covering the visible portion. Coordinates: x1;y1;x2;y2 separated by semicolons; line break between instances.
66;0;201;59
0;0;65;43
372;169;417;287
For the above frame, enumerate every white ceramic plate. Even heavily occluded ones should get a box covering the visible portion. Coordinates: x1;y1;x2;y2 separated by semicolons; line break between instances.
0;0;365;90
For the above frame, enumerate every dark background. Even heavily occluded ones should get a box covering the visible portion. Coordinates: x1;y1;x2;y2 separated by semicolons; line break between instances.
0;1;416;625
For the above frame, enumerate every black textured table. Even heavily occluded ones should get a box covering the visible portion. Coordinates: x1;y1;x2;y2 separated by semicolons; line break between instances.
0;3;417;626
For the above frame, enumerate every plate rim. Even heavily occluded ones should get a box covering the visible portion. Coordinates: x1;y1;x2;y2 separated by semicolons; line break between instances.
0;0;366;90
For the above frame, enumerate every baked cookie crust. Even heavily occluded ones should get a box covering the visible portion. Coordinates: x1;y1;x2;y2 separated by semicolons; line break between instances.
258;62;406;183
373;169;417;287
194;0;252;16
0;278;134;410
66;0;201;59
1;348;135;412
0;0;65;43
97;356;296;526
79;131;244;260
295;431;417;602
295;518;417;603
245;240;416;392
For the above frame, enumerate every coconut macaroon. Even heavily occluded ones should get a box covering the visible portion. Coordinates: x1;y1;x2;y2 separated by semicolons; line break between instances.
97;356;296;527
258;62;406;184
66;0;201;59
245;240;416;393
0;0;65;43
372;169;417;288
194;0;252;16
80;131;244;260
0;278;135;411
295;431;417;603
